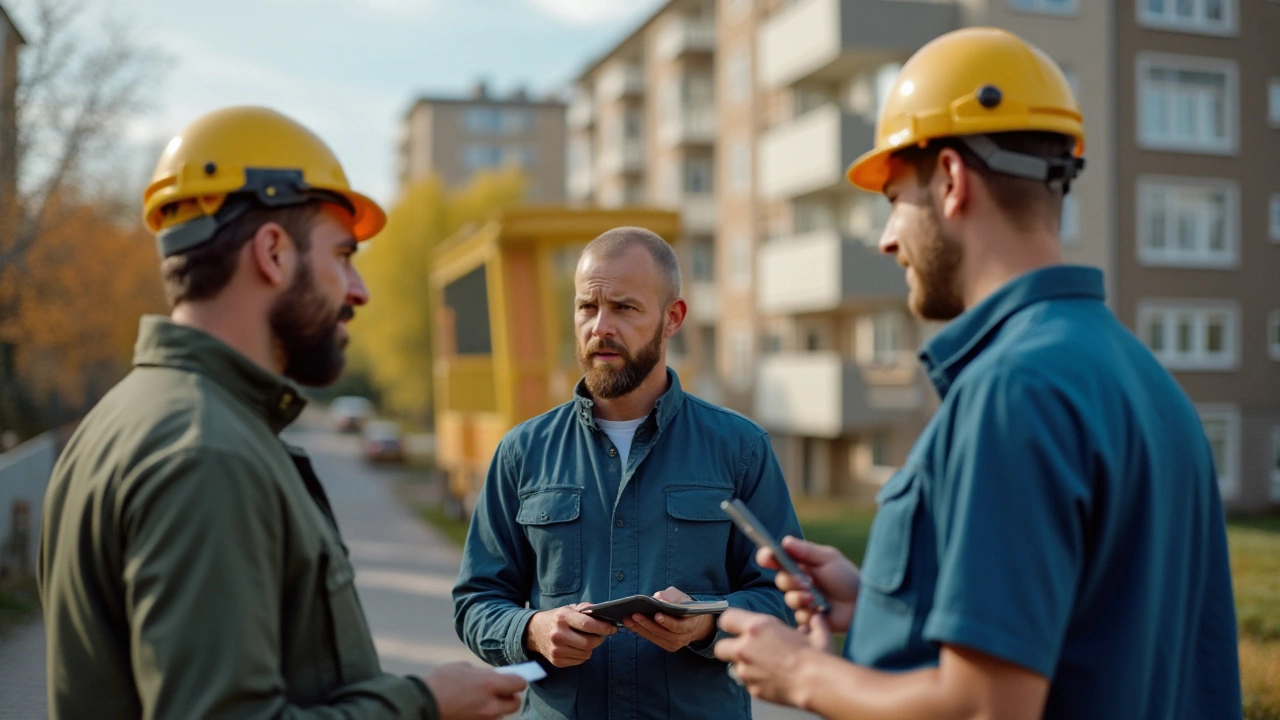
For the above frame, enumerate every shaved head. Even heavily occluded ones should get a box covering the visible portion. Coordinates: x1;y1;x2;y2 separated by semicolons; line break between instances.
581;226;681;304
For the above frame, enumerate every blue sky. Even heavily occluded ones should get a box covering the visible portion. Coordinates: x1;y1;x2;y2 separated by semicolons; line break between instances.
8;0;667;206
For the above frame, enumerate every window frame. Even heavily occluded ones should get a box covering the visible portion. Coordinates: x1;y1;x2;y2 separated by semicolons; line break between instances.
1137;0;1237;36
1009;0;1078;16
1136;52;1238;155
1197;404;1240;501
1135;176;1239;268
1136;300;1240;371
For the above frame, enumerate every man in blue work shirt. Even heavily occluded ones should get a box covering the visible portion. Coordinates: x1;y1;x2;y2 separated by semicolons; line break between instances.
453;226;803;719
714;28;1242;720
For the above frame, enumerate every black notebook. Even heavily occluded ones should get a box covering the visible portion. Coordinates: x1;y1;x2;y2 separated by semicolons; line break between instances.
581;595;728;626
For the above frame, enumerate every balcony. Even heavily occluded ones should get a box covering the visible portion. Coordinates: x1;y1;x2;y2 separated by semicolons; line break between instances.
598;62;645;100
681;193;716;235
757;0;957;90
688;280;718;324
757;230;904;315
656;17;715;59
754;352;924;438
758;104;873;200
659;105;716;147
598;139;646;174
568;96;594;130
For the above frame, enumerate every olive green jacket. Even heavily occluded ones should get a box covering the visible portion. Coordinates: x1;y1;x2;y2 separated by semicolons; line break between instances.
39;315;438;719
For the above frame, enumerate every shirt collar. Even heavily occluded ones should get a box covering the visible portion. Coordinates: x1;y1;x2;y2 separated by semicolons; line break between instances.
919;265;1105;399
132;315;307;433
573;367;685;433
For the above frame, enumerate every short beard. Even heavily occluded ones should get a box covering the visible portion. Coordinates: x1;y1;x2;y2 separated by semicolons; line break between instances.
577;322;665;400
909;201;965;321
269;259;350;387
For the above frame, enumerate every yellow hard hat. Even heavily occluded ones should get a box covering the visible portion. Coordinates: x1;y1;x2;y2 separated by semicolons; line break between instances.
846;27;1085;193
143;106;386;256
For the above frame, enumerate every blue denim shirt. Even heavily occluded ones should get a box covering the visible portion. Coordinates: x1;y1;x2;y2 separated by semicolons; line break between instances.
454;370;801;720
848;266;1242;719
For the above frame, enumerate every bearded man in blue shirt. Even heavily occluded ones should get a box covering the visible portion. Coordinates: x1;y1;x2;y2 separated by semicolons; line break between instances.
714;27;1242;720
454;226;802;719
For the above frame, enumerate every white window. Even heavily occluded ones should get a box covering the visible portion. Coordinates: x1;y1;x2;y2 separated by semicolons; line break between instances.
727;49;751;105
1010;0;1077;15
462;107;534;135
1137;54;1237;154
1198;405;1240;501
1270;193;1280;242
1137;178;1237;267
1060;193;1080;245
1270;78;1280;127
1268;309;1280;361
729;140;752;194
729;327;754;390
872;310;905;366
1137;301;1239;371
623;109;644;139
729;232;753;290
684;157;713;194
1270;427;1280;503
1138;0;1235;35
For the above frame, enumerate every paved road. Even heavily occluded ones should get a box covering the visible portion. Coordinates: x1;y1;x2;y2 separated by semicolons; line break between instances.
0;417;816;719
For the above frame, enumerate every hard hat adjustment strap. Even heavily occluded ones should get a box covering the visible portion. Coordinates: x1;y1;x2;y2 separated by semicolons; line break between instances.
956;134;1084;193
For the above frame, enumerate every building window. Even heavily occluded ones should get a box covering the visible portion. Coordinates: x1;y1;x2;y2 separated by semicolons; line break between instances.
1268;309;1280;361
623;109;644;139
1137;179;1237;267
1270;193;1280;242
462;107;534;135
691;241;715;281
463;144;503;170
1271;427;1280;503
729;232;753;290
1138;301;1239;371
1137;54;1237;154
727;48;751;105
684;157;713;194
1270;78;1280;127
1061;193;1080;245
1138;0;1235;35
729;327;754;390
1010;0;1077;15
872;310;905;366
1198;405;1240;501
729;140;752;194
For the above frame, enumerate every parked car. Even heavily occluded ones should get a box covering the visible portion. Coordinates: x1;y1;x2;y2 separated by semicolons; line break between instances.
330;396;373;433
362;420;405;464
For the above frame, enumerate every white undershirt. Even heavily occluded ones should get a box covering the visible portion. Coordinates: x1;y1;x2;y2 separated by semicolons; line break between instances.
596;417;646;470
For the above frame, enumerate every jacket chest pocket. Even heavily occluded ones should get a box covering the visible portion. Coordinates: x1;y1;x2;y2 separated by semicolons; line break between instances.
517;488;582;597
665;486;734;594
850;465;926;666
321;546;379;684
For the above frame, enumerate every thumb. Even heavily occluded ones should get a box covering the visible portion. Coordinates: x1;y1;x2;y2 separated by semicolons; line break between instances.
493;672;529;695
781;536;842;566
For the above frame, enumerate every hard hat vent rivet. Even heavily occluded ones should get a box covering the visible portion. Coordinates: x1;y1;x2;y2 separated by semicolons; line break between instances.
977;85;1002;109
203;162;217;175
266;186;276;197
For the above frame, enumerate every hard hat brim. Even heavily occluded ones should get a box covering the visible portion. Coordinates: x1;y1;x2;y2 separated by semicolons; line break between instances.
342;189;387;241
846;146;894;194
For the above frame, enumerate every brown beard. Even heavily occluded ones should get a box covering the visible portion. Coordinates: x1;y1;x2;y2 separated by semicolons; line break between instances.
577;321;665;399
269;258;351;387
908;200;965;321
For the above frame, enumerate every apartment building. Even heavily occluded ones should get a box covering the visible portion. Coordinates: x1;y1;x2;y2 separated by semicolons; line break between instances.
567;0;722;401
0;3;23;210
397;82;566;203
1113;0;1280;511
717;0;1277;510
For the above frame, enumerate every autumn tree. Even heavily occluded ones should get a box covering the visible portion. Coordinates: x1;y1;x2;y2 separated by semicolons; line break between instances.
349;168;525;423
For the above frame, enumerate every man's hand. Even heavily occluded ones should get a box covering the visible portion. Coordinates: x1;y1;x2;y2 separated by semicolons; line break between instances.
759;536;860;633
622;587;716;653
524;604;618;668
423;662;527;720
713;609;825;707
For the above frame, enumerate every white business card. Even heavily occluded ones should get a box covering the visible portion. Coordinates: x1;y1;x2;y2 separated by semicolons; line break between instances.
495;661;547;682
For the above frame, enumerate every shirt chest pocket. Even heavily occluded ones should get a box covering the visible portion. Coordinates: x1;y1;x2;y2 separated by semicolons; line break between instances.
517;488;582;597
665;486;734;594
321;544;379;684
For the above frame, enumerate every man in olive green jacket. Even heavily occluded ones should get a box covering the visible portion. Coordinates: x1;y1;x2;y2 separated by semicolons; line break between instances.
38;106;526;719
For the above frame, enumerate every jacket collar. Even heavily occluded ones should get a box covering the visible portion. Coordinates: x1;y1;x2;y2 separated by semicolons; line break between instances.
132;315;307;433
919;265;1105;399
573;367;685;433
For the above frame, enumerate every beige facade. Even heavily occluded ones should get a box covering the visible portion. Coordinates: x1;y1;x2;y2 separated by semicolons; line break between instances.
569;0;1280;509
397;83;566;204
567;0;721;402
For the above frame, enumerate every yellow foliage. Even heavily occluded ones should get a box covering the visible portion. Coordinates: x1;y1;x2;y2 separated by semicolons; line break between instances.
350;168;525;420
1243;638;1280;719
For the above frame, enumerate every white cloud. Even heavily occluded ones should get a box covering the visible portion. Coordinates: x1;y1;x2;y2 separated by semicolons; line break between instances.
523;0;653;26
